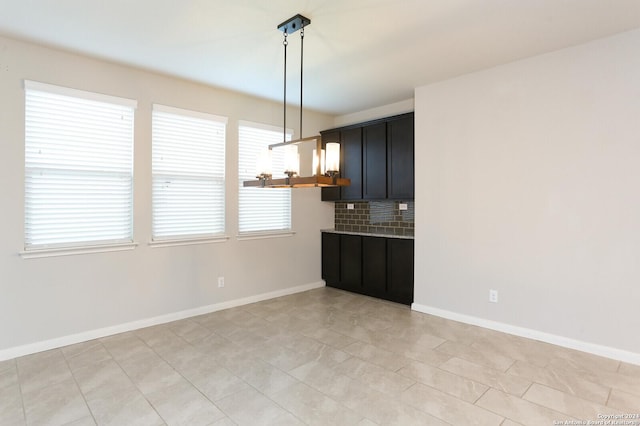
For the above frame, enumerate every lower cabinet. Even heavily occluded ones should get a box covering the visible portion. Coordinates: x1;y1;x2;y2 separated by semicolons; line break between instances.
340;234;363;293
362;236;387;299
321;232;414;305
321;232;340;286
386;238;415;305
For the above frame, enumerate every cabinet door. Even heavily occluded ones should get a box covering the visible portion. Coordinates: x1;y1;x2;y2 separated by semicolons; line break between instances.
340;234;362;293
363;122;387;199
387;239;414;305
321;232;340;286
321;131;341;201
340;127;363;200
387;115;414;199
362;236;387;299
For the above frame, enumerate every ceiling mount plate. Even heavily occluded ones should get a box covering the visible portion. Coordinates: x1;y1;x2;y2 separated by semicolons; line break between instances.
277;14;311;34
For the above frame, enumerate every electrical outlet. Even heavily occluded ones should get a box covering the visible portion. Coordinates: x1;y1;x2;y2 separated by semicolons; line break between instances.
218;277;225;288
489;289;498;303
399;203;408;211
347;203;355;210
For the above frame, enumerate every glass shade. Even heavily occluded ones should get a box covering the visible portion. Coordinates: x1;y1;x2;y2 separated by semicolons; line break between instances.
284;144;299;176
312;148;326;176
256;148;272;177
326;142;340;173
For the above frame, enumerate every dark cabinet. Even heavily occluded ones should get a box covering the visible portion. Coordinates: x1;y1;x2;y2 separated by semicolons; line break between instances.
322;232;414;305
387;238;414;305
321;112;414;201
339;234;362;293
321;130;340;146
363;123;387;200
362;236;387;299
387;115;415;199
321;128;362;201
321;232;340;285
340;127;363;200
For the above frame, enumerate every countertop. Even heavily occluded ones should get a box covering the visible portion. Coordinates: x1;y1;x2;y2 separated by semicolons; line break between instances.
321;229;414;240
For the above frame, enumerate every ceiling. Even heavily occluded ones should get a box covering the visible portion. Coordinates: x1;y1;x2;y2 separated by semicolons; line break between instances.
1;0;639;115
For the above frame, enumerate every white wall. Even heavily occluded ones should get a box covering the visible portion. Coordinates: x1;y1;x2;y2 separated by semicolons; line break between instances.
0;36;334;357
414;29;640;359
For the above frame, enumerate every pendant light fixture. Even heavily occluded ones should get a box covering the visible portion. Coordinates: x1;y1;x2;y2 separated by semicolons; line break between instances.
243;14;350;189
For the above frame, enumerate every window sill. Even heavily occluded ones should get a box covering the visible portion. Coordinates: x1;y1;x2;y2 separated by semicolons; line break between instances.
237;231;296;241
20;242;138;259
149;235;230;248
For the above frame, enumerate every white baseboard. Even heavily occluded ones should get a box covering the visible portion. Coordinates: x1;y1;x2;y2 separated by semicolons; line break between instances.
411;303;640;366
0;281;325;362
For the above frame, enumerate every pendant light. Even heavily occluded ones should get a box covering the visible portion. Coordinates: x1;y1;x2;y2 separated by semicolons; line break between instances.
243;14;350;189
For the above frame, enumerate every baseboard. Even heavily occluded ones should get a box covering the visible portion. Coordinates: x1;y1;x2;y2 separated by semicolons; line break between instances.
0;281;325;362
411;303;640;366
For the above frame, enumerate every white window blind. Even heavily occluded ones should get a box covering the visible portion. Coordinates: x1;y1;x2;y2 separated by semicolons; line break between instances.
152;105;227;240
238;121;292;234
24;81;136;250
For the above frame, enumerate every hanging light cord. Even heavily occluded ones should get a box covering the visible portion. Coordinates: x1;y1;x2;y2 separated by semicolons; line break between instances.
282;23;306;144
283;31;288;144
299;26;304;139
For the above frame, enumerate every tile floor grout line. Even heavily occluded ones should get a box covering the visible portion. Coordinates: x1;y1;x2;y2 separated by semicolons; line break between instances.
521;388;591;422
163;315;341;424
13;360;28;426
472;384;492;405
134;326;240;419
101;337;167;425
62;346;99;426
405;381;500;425
468;389;509;424
502;357;517;374
506;362;613;406
250;379;315;426
605;386;613;407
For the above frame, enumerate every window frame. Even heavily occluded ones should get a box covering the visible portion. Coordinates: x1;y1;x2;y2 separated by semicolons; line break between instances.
21;80;137;259
237;120;294;238
150;104;228;247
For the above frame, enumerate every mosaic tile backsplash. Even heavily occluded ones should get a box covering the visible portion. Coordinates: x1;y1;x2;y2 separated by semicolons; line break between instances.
334;201;414;237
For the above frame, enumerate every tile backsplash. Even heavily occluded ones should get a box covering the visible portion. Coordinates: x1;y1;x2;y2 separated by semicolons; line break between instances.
334;201;414;237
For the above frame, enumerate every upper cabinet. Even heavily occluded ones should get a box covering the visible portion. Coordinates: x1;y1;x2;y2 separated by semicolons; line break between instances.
362;122;387;200
321;112;414;201
321;128;362;201
341;127;363;200
387;114;415;199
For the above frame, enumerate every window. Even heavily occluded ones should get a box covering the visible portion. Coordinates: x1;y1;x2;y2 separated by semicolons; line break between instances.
152;105;227;241
238;121;292;234
24;81;136;251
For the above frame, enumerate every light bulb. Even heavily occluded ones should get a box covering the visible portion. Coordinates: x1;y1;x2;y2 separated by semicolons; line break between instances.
284;145;299;176
312;148;326;176
256;149;272;178
326;142;340;174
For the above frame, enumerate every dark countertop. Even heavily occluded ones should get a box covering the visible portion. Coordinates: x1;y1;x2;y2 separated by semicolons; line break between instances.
321;229;414;240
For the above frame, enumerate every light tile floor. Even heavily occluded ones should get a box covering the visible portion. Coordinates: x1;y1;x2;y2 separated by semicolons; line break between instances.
1;287;639;425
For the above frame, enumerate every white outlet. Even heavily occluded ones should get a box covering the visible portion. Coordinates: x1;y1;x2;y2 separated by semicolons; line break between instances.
347;203;355;210
399;203;408;211
218;277;225;288
489;289;498;303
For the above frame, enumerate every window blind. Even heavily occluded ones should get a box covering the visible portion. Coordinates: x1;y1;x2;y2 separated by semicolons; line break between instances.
24;81;136;249
238;121;292;234
152;105;227;240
